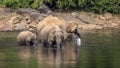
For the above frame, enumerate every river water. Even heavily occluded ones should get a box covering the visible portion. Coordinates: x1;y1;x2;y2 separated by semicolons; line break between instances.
0;29;120;68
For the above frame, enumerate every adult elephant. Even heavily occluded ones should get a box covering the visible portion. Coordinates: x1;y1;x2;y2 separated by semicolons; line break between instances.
36;15;67;36
38;24;57;46
17;30;37;46
48;25;68;48
38;24;67;48
66;22;82;46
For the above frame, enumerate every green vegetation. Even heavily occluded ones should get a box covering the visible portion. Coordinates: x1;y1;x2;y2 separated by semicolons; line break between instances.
0;0;43;9
0;0;120;14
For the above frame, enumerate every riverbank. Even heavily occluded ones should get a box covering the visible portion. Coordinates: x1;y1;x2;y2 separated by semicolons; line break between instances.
0;8;120;31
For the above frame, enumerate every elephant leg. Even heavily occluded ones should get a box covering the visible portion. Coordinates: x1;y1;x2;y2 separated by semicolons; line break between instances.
43;41;48;47
51;41;57;48
26;40;30;46
60;43;62;48
57;43;62;49
57;45;60;49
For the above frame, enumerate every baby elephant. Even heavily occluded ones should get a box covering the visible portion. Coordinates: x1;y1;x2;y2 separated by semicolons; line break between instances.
17;30;37;46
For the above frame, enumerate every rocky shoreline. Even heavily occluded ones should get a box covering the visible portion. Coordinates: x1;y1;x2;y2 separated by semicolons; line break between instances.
0;8;120;32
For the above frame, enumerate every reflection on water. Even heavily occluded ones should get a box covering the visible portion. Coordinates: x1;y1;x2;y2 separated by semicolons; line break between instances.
18;41;79;68
0;29;120;68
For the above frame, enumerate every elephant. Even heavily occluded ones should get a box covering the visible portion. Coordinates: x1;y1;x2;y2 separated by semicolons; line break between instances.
66;22;82;46
38;24;58;46
17;30;37;46
36;15;67;36
48;25;68;48
66;22;81;38
38;24;67;48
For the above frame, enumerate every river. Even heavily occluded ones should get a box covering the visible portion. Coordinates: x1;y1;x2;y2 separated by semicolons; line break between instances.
0;29;120;68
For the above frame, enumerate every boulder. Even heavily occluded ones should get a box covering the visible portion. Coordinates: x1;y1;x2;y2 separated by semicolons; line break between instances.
99;15;106;20
0;23;14;31
104;13;113;20
14;23;28;31
71;12;92;24
29;21;37;28
30;12;41;19
4;8;14;13
37;4;53;14
2;27;13;32
17;8;32;15
111;23;118;28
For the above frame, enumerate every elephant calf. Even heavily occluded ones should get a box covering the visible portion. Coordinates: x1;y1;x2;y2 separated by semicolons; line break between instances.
17;30;37;46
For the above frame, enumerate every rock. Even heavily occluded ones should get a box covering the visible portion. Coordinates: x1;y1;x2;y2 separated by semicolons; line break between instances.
4;8;14;13
0;23;14;32
0;24;5;31
104;13;113;20
14;23;28;30
47;10;53;15
30;12;41;19
103;24;109;29
37;4;53;14
2;27;13;32
78;24;103;30
17;8;32;15
28;28;34;31
86;24;98;29
29;22;37;28
99;15;106;20
71;12;92;24
8;15;24;25
35;16;45;23
71;12;79;18
17;8;38;15
111;23;118;28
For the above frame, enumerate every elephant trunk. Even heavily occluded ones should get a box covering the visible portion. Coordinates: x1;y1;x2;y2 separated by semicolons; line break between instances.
56;37;62;49
33;40;38;46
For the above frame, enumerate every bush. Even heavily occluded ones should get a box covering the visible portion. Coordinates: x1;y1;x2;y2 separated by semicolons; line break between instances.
44;0;120;14
0;0;43;9
0;0;120;14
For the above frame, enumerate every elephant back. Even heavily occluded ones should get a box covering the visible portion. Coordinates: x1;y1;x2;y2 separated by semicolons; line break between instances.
39;24;57;42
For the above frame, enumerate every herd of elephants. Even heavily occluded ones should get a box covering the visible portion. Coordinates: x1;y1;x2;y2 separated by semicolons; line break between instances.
17;15;81;48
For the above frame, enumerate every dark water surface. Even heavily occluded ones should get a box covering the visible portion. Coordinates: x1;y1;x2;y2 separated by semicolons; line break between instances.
0;29;120;68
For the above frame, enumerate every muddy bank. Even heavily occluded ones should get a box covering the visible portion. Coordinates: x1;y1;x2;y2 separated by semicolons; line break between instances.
0;8;119;31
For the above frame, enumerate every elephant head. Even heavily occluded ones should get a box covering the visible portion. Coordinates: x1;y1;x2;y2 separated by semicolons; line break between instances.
53;31;64;48
26;33;37;46
17;30;38;46
66;23;82;46
31;34;38;46
48;27;67;48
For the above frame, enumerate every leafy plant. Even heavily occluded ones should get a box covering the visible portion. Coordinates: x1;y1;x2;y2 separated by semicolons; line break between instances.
0;0;120;14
